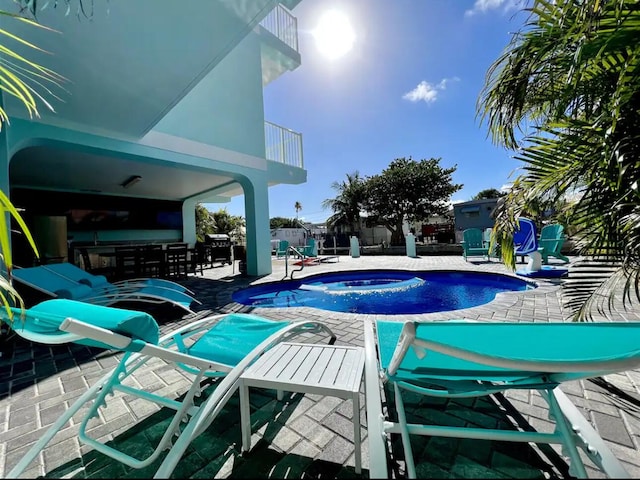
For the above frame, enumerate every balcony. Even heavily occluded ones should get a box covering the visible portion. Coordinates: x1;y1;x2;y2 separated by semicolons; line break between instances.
259;3;298;52
265;121;303;169
257;4;301;85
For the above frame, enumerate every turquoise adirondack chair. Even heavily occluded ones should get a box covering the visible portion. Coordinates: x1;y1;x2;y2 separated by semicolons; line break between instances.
461;228;489;261
538;224;570;264
275;240;290;259
302;237;317;257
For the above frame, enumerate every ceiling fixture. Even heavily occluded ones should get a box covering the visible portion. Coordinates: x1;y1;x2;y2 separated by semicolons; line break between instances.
121;175;142;189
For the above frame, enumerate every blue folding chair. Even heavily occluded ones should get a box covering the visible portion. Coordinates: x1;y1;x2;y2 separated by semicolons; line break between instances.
514;217;539;263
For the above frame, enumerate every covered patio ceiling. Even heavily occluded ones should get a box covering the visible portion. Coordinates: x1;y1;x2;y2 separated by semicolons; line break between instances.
10;146;244;202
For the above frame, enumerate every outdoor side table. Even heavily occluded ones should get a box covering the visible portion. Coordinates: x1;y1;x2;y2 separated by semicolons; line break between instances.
239;342;366;474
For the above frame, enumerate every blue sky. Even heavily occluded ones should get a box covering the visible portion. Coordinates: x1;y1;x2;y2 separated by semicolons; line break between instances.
215;0;528;224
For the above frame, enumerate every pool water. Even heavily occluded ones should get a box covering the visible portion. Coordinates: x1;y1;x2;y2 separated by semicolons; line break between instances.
232;270;534;315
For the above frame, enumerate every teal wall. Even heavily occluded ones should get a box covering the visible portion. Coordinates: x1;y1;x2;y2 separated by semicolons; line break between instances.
154;33;266;158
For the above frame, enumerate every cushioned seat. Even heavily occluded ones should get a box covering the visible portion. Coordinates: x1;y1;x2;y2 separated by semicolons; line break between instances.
2;300;336;478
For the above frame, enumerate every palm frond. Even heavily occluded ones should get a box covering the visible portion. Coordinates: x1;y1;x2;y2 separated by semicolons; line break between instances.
561;257;628;321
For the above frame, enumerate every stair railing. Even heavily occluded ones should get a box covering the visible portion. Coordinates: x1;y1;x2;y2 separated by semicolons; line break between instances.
282;245;306;280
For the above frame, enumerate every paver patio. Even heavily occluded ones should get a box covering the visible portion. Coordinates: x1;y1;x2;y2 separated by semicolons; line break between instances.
2;254;640;478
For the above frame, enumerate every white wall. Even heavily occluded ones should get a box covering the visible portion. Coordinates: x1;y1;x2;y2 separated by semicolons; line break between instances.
270;228;307;246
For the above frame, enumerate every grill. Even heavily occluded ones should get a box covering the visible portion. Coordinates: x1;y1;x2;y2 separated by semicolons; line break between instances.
204;234;232;264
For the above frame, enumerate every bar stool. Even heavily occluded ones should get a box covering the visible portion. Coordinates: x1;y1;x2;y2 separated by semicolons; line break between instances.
140;244;164;278
165;243;189;278
114;246;142;280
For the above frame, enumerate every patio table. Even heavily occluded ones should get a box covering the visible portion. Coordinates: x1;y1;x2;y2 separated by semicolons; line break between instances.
239;342;365;473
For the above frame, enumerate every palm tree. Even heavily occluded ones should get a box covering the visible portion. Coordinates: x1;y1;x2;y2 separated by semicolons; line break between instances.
322;172;365;236
294;201;302;220
0;6;65;322
0;11;66;127
478;0;640;320
195;204;216;242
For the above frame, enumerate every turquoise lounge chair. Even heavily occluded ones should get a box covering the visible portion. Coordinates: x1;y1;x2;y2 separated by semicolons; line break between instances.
43;261;194;295
538;223;570;264
13;265;200;314
461;228;490;261
3;299;335;478
364;319;636;479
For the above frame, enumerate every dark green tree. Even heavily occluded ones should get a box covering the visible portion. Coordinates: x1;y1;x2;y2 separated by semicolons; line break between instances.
478;0;640;320
270;217;300;229
195;204;216;242
322;171;365;235
472;188;506;200
362;158;462;245
211;209;245;241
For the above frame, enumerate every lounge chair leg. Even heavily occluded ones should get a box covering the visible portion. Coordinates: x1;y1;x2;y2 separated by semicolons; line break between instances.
240;383;252;453
545;389;588;478
353;389;362;474
7;380;106;478
394;385;417;479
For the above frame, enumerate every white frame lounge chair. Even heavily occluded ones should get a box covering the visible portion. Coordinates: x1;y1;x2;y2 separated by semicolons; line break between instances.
364;319;635;479
3;299;335;478
13;265;200;314
44;261;195;295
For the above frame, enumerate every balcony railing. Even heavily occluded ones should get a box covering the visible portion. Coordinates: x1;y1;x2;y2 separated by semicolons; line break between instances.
265;121;303;168
259;3;299;52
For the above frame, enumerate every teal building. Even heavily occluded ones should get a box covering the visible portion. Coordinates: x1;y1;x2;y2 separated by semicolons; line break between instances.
1;1;306;276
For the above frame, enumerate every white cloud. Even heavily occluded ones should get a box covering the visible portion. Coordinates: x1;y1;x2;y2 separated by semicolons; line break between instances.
402;77;460;105
500;183;512;192
465;0;522;17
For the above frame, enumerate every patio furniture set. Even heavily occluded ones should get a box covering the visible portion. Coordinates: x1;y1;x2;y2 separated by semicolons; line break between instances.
461;220;570;265
2;259;636;479
79;240;234;282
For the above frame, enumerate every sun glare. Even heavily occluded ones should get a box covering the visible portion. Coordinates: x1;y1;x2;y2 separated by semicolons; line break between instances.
313;10;355;60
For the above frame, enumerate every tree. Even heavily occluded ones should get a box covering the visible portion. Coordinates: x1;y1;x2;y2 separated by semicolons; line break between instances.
194;204;215;242
0;7;68;129
294;201;302;220
362;158;462;245
0;5;65;323
322;171;365;235
472;188;506;200
270;217;299;229
478;0;640;320
211;208;245;242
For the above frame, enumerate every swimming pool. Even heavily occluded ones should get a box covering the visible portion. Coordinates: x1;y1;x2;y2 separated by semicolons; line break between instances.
232;270;534;315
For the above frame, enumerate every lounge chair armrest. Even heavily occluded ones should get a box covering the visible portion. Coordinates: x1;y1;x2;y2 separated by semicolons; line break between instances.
60;318;225;371
61;317;134;349
412;336;640;373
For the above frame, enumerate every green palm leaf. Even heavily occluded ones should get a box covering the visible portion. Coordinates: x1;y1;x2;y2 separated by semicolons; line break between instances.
479;0;640;320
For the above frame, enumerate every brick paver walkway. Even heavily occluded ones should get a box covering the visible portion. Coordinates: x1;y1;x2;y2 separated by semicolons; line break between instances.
2;254;640;478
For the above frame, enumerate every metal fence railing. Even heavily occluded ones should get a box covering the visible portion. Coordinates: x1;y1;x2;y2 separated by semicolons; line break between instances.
265;121;303;168
259;3;299;52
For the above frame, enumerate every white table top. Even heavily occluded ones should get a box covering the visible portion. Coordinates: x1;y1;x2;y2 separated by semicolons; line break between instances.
241;342;365;397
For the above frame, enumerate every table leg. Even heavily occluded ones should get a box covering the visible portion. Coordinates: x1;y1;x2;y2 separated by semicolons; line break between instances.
353;392;361;474
240;382;252;453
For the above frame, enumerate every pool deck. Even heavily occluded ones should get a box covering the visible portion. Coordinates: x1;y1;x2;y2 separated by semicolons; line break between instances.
2;254;640;478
